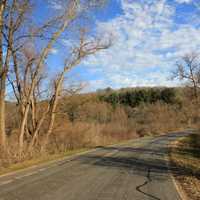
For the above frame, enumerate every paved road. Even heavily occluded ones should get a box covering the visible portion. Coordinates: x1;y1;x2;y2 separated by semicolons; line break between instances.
0;132;190;200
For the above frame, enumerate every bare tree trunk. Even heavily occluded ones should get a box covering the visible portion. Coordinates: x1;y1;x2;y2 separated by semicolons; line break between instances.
0;76;6;149
31;96;37;130
28;104;50;151
189;64;198;99
19;103;30;154
42;74;65;151
0;1;7;149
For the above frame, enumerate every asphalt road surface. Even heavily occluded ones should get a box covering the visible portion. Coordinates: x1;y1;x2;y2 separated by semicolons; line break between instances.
0;132;190;200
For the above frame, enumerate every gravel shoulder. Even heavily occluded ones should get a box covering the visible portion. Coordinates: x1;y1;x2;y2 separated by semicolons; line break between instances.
170;133;200;200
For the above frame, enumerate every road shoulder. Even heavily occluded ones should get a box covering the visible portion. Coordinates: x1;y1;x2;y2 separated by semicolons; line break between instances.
169;133;200;200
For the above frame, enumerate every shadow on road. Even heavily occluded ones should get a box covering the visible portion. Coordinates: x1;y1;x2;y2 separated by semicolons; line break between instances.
77;133;199;200
79;148;191;177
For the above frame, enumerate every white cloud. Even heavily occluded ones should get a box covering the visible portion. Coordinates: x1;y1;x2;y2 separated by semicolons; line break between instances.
50;48;58;55
85;79;109;92
175;0;192;4
49;0;63;10
62;39;72;47
82;0;200;89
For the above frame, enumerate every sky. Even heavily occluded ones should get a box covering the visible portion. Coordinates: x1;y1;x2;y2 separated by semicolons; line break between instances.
47;0;200;91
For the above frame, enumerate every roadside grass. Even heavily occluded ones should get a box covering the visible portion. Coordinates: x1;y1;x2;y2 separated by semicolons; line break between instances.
0;148;89;176
170;133;200;200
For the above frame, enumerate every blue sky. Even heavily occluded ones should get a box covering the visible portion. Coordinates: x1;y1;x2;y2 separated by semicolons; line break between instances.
47;0;200;91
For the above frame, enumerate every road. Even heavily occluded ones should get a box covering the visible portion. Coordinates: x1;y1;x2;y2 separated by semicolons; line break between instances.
0;132;189;200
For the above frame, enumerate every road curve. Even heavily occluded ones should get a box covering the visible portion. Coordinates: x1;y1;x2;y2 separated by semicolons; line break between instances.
0;132;190;200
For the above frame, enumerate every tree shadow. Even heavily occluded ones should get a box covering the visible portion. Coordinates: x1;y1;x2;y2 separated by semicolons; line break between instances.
78;148;193;178
171;134;200;160
77;133;199;199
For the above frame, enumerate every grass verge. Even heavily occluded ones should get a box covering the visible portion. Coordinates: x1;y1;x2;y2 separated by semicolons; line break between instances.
0;148;90;176
170;133;200;200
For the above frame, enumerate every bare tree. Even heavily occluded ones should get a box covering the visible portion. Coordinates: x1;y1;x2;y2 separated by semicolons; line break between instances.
173;53;200;99
5;0;111;155
0;0;7;149
0;0;31;149
41;29;111;151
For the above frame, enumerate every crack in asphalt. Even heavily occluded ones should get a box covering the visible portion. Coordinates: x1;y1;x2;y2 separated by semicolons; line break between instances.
136;167;161;200
135;138;167;200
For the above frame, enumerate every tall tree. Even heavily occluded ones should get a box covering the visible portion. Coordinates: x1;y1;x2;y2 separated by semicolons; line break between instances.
0;0;7;148
0;0;31;149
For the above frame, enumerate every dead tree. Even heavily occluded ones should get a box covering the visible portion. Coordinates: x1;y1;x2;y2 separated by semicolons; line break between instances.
173;53;200;99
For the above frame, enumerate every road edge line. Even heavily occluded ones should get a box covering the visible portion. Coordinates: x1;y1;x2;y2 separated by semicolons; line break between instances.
166;141;189;200
169;171;188;200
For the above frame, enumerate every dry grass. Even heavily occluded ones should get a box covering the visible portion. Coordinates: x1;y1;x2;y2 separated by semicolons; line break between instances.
170;134;200;200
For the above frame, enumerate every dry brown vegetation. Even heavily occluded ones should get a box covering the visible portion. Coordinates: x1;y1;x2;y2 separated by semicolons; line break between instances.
1;86;200;170
170;133;200;200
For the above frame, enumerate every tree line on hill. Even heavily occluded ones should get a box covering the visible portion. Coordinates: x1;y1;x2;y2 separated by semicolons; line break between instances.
98;87;178;107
